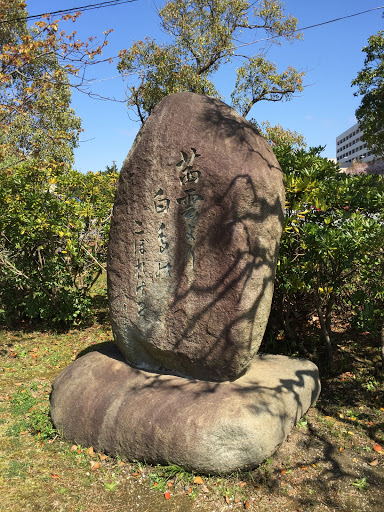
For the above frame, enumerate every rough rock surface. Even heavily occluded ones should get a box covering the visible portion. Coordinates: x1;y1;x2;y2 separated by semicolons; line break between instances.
108;92;285;381
50;346;320;475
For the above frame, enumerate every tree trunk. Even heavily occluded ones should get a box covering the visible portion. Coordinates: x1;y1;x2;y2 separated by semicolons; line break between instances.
381;317;384;371
283;299;295;339
325;292;336;337
316;294;333;369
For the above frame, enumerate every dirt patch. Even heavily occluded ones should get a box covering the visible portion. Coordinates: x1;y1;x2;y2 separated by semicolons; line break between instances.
258;409;384;512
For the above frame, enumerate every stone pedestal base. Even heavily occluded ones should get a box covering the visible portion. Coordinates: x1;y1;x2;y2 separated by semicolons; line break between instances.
50;345;320;474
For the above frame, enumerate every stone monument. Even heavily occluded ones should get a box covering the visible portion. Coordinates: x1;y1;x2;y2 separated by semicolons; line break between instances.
50;92;320;474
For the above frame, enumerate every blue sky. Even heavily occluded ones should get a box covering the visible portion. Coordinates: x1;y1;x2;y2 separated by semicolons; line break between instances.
31;1;384;173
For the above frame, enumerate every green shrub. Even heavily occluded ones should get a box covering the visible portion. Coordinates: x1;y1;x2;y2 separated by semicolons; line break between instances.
0;161;117;326
268;145;384;366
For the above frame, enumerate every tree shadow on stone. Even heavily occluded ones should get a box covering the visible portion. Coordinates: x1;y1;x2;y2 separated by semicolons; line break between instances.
51;348;321;474
199;97;281;173
161;171;284;380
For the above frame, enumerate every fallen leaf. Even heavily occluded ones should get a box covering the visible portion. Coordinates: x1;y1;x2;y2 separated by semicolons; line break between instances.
167;481;173;488
225;495;230;504
118;461;125;466
164;491;171;500
240;481;247;488
244;501;250;509
98;452;108;461
15;382;22;386
70;445;78;452
369;459;379;467
88;446;95;457
194;476;203;484
50;474;59;479
281;469;287;475
201;485;209;493
339;447;344;452
132;472;141;477
154;482;158;487
90;461;99;471
235;498;240;503
353;458;357;463
301;466;308;470
374;444;383;453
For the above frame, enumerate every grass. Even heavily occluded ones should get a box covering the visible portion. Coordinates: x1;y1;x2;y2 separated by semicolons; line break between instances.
352;477;369;491
0;306;384;511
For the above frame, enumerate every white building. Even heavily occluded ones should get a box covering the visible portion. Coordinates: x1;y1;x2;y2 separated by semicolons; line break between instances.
336;122;375;167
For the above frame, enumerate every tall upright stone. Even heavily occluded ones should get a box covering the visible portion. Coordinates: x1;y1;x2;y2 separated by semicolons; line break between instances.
108;92;285;381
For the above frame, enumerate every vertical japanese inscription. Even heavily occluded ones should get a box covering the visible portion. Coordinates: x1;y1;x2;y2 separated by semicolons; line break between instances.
176;148;203;267
133;220;146;316
132;149;203;316
154;191;171;279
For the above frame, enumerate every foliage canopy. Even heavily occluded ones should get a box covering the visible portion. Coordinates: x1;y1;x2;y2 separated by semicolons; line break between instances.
117;0;304;122
0;161;118;325
0;2;117;325
0;0;111;169
352;30;384;158
272;143;384;366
